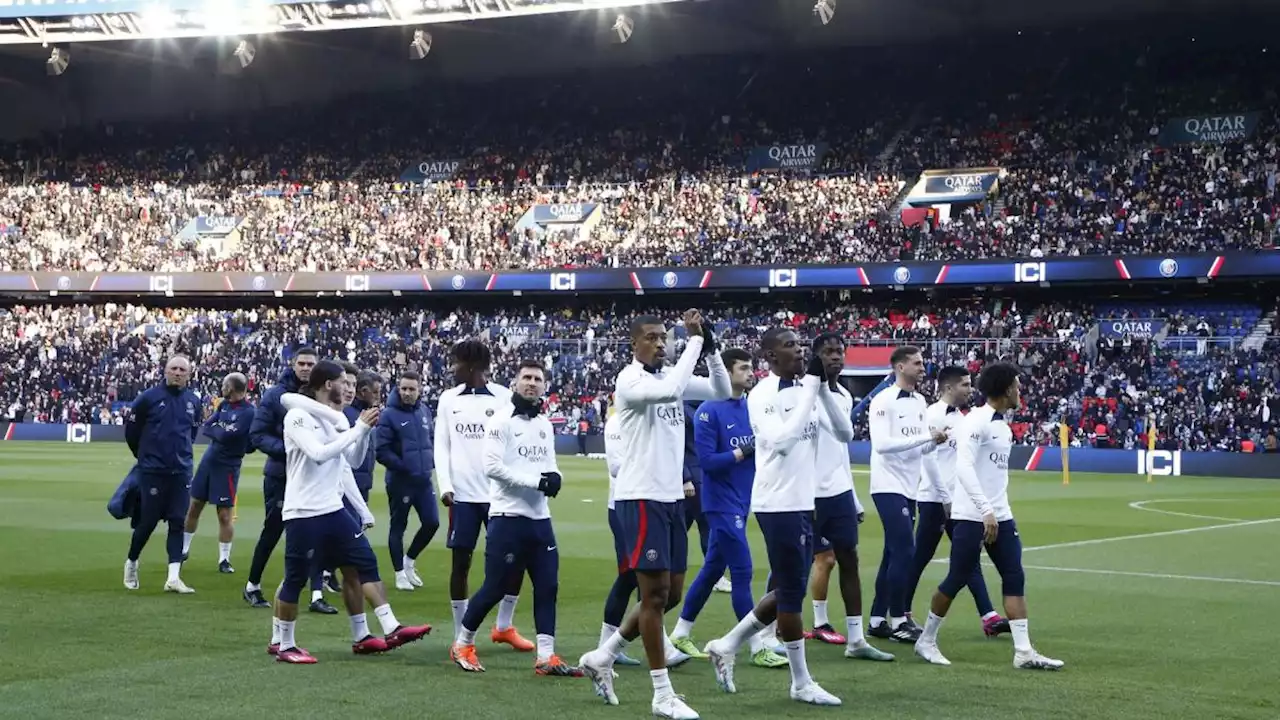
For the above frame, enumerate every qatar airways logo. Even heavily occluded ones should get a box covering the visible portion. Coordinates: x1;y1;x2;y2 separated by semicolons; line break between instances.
655;405;684;427
518;445;550;460
988;451;1009;470
800;420;818;443
454;422;486;439
729;434;755;449
900;426;923;437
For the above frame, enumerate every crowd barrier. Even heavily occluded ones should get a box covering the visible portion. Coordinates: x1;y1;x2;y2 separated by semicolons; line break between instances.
6;423;1277;479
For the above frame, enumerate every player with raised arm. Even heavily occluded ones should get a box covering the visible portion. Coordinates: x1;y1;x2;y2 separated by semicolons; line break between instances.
867;346;947;643
914;362;1063;670
805;334;895;662
435;340;531;651
669;348;788;669
578;310;731;720
271;360;430;664
804;370;892;645
184;372;254;574
906;366;1010;637
702;328;842;707
449;360;581;677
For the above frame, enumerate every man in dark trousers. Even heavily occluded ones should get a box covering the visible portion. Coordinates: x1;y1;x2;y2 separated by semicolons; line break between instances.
123;355;201;594
243;348;335;614
376;371;438;592
183;371;255;574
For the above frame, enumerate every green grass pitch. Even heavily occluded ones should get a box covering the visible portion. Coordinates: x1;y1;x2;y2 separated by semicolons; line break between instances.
1;443;1278;719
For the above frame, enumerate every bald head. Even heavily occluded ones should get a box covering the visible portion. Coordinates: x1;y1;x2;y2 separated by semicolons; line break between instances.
164;356;191;389
222;372;248;400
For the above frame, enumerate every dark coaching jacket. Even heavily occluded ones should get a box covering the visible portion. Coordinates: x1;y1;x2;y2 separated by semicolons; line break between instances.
125;384;201;476
343;398;378;492
249;369;302;480
375;388;434;488
201;398;256;467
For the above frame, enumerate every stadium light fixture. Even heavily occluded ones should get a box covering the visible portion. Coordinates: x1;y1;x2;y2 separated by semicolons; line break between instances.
813;0;834;25
611;13;633;43
233;38;255;67
408;27;431;59
45;45;70;75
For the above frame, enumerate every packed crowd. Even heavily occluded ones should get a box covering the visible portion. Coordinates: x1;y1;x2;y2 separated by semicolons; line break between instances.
1;30;1278;274
1;297;1271;451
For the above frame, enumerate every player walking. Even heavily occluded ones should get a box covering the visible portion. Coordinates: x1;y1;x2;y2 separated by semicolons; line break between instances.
183;372;254;574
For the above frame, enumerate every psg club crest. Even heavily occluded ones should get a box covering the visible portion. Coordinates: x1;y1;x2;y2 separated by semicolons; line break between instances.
645;549;658;562
451;274;467;290
1159;258;1179;278
540;431;546;439
485;408;495;417
662;271;679;288
893;267;911;284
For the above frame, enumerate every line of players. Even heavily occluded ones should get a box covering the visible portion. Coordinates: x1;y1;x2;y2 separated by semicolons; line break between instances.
119;310;1061;719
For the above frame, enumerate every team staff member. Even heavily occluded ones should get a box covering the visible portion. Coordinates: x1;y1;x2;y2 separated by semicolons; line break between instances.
376;371;438;592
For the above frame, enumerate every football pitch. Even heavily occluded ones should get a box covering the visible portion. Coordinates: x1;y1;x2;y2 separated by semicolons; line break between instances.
1;443;1278;720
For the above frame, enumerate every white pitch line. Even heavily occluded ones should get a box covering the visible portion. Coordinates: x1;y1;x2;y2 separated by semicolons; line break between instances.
1022;517;1280;553
1019;564;1280;588
1127;499;1244;523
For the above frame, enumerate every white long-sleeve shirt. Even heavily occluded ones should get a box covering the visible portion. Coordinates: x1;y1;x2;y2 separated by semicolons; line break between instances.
611;335;732;503
604;413;623;510
917;400;961;503
951;404;1014;522
814;383;863;512
869;386;936;499
749;373;822;513
434;383;513;503
281;394;374;525
482;411;557;520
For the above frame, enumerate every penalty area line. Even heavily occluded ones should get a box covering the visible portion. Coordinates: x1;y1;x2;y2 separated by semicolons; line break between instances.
1016;564;1280;588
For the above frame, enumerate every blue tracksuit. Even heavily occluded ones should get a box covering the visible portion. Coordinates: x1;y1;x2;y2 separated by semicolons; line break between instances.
123;383;200;563
191;398;254;508
375;389;439;570
343;399;378;501
682;401;709;556
680;396;757;622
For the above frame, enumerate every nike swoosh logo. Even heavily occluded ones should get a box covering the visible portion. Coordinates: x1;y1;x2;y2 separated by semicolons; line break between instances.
400;421;409;426
354;533;363;539
514;432;523;437
546;546;556;551
452;410;461;414
727;424;735;429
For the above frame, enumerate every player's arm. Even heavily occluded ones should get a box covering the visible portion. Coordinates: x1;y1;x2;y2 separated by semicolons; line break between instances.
605;427;624;479
123;392;150;457
954;415;994;518
616;335;705;406
284;409;372;464
374;415;410;473
869;396;936;455
189;395;201;441
249;395;287;461
432;393;454;497
851;373;895;418
695;405;738;472
922;408;951;503
340;466;375;526
343;423;374;469
481;420;541;489
747;378;821;456
683;348;732;401
818;389;855;442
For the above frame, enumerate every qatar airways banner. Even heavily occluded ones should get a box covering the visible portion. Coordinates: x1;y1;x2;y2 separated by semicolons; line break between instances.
1098;318;1166;338
906;167;1001;204
744;143;829;173
399;159;463;183
1158;112;1261;145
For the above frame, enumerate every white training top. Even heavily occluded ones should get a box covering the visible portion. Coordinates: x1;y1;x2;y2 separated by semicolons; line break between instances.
951;404;1015;523
611;335;731;503
814;382;858;506
281;393;375;525
604;413;623;510
917;400;963;503
868;386;937;499
434;382;513;503
748;373;822;513
482;410;557;520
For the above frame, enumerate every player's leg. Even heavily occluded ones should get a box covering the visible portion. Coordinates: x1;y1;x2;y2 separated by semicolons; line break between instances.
464;506;531;651
404;483;440;586
386;487;413;588
183;464;210;559
818;492;894;661
945;518;1009;635
671;512;732;654
273;517;315;663
245;479;284;607
913;519;985;666
339;512;431;651
882;496;919;641
214;467;238;572
452;516;521;671
124;472;166;590
807;548;841;642
868;493;895;635
161;474;193;593
528;520;581;676
445;503;477;639
987;521;1063;669
601;508;642;665
905;501;946;616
